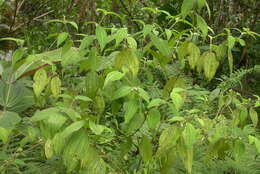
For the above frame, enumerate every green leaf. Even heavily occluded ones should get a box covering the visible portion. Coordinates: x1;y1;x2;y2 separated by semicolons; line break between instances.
170;88;185;111
30;107;60;122
143;25;153;37
168;116;185;122
148;98;165;108
12;48;24;67
0;63;3;75
165;29;172;40
196;14;208;38
114;48;139;77
239;107;248;123
115;28;128;46
233;140;245;161
0;128;10;144
187;42;200;70
181;0;194;18
33;68;48;97
67;21;78;31
124;99;139;124
248;135;256;145
60;120;86;139
150;34;171;57
237;38;245;46
45;139;53;159
126;37;137;49
0;81;34;112
0;37;24;45
249;107;258;127
137;87;150;103
228;36;236;49
147;108;161;130
96;25;107;51
74;96;92;102
157;125;181;156
139;135;153;163
51;76;61;97
125;112;145;134
177;41;189;68
58;107;82;121
182;123;197;149
79;36;94;51
85;71;103;98
213;43;227;61
89;121;106;135
202;51;219;81
0;111;21;129
255;138;260;153
209;88;221;101
57;32;69;47
228;49;233;74
104;71;124;88
112;86;132;100
197;0;206;10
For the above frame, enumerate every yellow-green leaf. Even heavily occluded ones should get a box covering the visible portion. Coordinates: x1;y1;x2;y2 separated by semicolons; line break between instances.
187;42;200;69
33;69;48;97
249;107;258;127
51;76;61;97
45;139;53;159
114;48;139;77
202;51;219;81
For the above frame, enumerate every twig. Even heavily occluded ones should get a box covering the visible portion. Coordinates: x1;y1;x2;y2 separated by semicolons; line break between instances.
9;10;54;34
118;0;140;30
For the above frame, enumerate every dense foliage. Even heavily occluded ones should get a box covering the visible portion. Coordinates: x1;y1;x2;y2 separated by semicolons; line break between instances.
0;0;260;174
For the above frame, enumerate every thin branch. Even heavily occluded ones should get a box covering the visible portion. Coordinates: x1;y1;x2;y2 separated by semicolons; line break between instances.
10;10;54;33
118;0;141;30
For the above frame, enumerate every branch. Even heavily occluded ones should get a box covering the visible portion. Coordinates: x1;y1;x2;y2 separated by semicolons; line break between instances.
118;0;141;30
9;10;54;33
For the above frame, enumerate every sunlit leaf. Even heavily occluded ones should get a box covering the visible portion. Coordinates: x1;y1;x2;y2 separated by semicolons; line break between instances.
51;76;61;97
57;32;69;47
104;71;124;88
202;51;219;81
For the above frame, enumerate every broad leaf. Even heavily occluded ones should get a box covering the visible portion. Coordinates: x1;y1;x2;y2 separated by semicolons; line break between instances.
148;98;165;108
202;51;219;81
170;88;185;111
139;135;153;163
114;48;139;77
196;14;208;38
182;123;197;149
187;42;200;70
112;86;132;100
181;0;194;18
249;107;258;127
57;32;69;47
96;25;108;51
104;71;124;88
0;81;34;112
33;68;48;97
147;108;161;130
124;99;139;124
51;76;61;97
